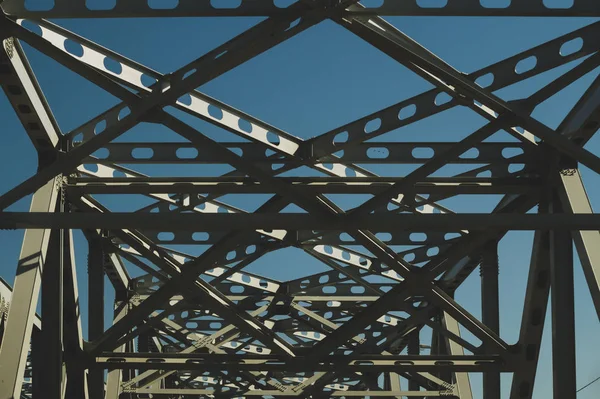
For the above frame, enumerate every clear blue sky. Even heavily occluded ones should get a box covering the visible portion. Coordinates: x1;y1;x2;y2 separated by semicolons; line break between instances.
0;12;599;398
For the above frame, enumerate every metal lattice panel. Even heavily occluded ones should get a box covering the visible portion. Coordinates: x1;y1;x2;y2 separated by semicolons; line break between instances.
0;1;599;399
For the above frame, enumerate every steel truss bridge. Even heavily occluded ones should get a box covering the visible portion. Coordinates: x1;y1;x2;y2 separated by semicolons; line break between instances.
0;0;600;398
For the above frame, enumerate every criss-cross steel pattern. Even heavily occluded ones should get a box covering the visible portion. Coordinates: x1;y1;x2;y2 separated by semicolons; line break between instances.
1;1;600;398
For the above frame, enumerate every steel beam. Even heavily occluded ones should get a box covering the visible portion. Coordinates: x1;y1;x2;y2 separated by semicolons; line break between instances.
559;167;600;321
104;301;128;399
481;241;500;399
0;279;41;399
3;0;599;18
442;313;473;399
557;73;600;145
3;212;600;230
30;328;41;399
509;230;551;399
0;38;60;156
0;178;59;399
39;218;64;399
407;332;421;397
87;237;104;399
550;194;577;399
0;278;41;331
65;176;539;196
92;353;510;373
62;230;88;399
108;387;449;397
87;142;532;165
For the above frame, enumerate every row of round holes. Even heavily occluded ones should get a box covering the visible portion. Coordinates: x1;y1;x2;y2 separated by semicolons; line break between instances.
155;234;257;254
81;164;127;178
300;273;352;288
92;146;247;160
62;29;582;98
31;0;575;13
324;153;524;178
332;95;446;144
182;321;222;329
206;269;270;288
361;0;577;10
90;144;523;162
24;0;300;12
2;85;45;135
475;163;525;176
362;146;524;160
327;232;430;246
326;244;448;263
474;36;583;89
17;19;161;90
322;244;444;262
329;96;443;144
63;23;269;123
331;36;584;146
229;280;267;290
24;21;226;118
71;106;130;143
206;104;283;146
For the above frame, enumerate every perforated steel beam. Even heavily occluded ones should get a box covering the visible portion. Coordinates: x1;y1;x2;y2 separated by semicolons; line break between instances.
0;38;60;155
2;0;600;18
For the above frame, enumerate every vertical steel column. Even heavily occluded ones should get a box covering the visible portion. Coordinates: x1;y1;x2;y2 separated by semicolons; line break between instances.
63;229;89;399
550;192;576;399
0;178;59;399
429;313;450;384
105;301;129;399
388;372;402;397
31;327;42;399
558;168;600;320
442;312;473;399
481;240;500;399
509;229;551;399
40;224;64;399
88;237;105;399
407;330;421;398
122;335;135;399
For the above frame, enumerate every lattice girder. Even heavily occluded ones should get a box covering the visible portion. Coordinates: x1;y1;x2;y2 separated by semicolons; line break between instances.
0;1;599;399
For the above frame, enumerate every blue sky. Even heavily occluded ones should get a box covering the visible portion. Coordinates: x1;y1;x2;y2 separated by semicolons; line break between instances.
1;11;600;398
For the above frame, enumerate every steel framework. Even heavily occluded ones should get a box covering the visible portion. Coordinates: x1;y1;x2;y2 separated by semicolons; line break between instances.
0;1;599;398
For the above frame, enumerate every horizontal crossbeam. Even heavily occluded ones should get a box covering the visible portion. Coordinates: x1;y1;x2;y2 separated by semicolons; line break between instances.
2;212;599;231
93;353;510;373
3;0;599;18
66;177;539;195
